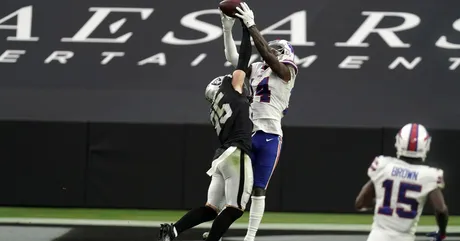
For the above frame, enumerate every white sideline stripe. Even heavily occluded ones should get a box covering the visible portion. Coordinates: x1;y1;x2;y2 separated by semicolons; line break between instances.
0;218;460;232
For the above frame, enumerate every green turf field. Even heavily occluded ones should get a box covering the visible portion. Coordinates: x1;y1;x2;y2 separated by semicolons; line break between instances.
0;207;458;225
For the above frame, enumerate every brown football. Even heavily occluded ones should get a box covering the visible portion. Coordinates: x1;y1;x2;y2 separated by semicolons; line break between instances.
219;0;242;18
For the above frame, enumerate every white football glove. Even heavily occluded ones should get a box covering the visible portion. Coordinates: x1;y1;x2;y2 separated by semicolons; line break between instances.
220;10;235;32
235;2;255;28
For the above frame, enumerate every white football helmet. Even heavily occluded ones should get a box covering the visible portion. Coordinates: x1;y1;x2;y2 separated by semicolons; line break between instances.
395;123;431;161
267;39;295;62
205;75;229;103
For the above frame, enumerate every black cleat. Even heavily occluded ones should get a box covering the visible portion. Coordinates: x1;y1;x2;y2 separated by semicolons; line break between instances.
158;223;176;241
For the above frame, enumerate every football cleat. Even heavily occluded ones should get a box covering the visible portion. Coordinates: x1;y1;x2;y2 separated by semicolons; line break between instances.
158;223;176;241
202;231;223;241
426;231;446;241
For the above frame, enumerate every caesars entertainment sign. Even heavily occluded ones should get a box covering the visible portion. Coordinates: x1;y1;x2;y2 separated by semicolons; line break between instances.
1;5;460;70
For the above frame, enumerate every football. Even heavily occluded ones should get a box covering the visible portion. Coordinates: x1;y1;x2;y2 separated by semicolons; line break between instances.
219;0;242;18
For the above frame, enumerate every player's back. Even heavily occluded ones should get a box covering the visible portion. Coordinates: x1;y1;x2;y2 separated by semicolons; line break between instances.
209;75;252;155
368;156;444;238
249;61;297;136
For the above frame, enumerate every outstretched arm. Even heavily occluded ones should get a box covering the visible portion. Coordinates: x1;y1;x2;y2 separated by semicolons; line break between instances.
220;11;239;67
235;3;291;81
232;20;252;93
248;26;291;81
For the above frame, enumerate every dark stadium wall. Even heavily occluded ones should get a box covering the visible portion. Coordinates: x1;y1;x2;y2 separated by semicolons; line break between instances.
0;121;457;215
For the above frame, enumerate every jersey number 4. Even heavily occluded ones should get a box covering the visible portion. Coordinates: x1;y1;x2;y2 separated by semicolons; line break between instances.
378;179;422;219
256;77;271;103
210;92;233;135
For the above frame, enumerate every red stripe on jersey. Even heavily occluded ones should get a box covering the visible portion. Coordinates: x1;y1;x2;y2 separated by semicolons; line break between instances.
407;124;419;151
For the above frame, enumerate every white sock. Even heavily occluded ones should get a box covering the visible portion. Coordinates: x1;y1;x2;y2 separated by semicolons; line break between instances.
173;226;178;237
244;196;265;241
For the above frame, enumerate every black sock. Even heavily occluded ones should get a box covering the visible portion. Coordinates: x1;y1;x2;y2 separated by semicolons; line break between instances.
174;206;217;235
205;207;243;241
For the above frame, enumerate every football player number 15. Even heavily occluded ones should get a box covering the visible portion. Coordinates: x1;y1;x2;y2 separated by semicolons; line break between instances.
210;92;233;135
378;179;422;219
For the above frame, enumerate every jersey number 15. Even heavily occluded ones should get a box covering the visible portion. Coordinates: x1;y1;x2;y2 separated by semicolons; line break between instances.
210;92;233;135
378;179;422;219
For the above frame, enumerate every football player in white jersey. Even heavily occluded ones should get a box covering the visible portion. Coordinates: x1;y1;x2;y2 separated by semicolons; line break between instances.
219;3;298;241
355;123;448;241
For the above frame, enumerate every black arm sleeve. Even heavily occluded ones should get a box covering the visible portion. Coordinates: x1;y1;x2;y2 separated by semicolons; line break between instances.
236;20;252;71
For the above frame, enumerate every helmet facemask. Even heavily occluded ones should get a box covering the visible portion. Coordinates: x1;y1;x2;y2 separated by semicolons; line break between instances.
266;40;295;62
268;43;286;61
205;76;224;103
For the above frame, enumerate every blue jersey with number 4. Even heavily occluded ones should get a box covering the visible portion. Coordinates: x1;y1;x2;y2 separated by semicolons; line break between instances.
249;61;298;137
368;156;445;236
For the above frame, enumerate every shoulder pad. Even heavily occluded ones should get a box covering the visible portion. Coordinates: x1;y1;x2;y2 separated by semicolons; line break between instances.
368;156;386;175
435;168;445;189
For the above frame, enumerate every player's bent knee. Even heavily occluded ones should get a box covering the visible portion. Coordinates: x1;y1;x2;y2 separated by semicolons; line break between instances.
225;204;245;212
205;203;220;214
252;187;266;196
223;205;244;219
